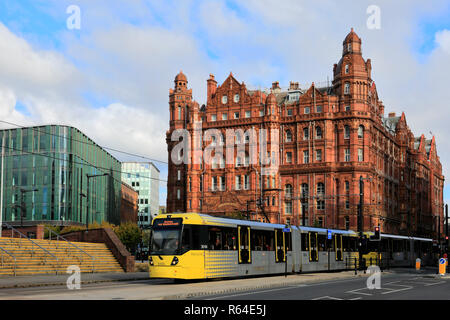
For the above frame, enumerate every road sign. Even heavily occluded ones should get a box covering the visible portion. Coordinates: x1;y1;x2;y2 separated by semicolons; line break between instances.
327;230;332;240
439;258;446;275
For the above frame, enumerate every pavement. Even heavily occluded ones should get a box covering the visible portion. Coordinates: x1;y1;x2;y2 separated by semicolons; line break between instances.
0;272;150;289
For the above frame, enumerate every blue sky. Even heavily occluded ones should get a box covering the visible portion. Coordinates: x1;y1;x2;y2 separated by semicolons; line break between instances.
0;0;449;207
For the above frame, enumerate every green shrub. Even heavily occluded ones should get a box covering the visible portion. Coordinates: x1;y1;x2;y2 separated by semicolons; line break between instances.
113;222;142;253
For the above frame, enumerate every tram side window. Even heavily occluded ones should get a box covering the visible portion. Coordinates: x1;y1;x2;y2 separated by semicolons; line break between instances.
342;236;348;252
223;228;237;250
208;227;223;250
251;230;262;251
251;230;273;251
346;238;356;252
318;234;327;251
393;239;404;252
208;227;237;250
301;233;309;251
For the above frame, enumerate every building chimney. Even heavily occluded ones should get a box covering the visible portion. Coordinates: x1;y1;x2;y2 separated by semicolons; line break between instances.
388;112;396;118
272;81;281;93
207;74;217;104
289;81;299;90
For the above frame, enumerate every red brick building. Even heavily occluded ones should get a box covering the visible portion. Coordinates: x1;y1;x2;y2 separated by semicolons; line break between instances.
166;29;445;239
120;182;138;224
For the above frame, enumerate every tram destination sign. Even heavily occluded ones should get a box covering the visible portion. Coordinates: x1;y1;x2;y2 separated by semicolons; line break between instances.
153;218;182;228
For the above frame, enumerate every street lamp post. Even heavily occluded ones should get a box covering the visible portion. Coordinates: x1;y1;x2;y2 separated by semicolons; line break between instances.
358;176;372;271
86;173;109;231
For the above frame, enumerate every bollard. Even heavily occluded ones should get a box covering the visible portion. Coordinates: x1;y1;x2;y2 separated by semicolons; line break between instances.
354;257;357;275
416;258;421;271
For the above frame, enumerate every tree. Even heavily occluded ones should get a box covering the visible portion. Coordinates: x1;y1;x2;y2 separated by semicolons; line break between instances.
114;222;142;254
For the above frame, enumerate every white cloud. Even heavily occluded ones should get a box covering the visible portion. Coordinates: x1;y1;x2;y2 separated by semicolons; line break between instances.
435;29;450;54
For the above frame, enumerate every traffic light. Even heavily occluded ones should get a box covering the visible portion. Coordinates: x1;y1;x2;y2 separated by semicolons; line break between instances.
370;226;381;241
374;226;380;240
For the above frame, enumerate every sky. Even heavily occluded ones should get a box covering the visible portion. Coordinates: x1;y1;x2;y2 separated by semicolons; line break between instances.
0;0;450;206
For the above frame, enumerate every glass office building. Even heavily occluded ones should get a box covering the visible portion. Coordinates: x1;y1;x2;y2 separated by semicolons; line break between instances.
121;162;159;228
0;125;122;226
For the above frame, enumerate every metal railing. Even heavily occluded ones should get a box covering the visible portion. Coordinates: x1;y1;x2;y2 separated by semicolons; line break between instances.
345;255;390;274
0;246;16;276
2;223;59;274
45;226;95;273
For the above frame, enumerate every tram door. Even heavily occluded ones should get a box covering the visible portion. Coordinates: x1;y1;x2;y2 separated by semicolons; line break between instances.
309;232;318;262
335;234;343;261
275;230;286;263
238;226;251;264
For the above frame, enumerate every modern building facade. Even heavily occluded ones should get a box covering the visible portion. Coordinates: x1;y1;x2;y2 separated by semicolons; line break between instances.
121;162;160;228
166;29;445;239
120;182;138;224
0;125;122;227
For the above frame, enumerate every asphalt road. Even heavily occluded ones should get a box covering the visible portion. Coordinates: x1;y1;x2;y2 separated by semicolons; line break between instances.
201;273;450;300
1;269;448;300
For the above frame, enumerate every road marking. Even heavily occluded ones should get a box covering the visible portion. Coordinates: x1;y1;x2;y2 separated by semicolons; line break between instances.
312;296;343;300
349;297;362;300
380;282;412;295
424;281;445;286
345;289;372;296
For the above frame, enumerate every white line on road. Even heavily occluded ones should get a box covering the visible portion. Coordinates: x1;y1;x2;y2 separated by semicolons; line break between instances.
380;282;412;295
424;281;445;286
345;289;373;296
312;296;343;300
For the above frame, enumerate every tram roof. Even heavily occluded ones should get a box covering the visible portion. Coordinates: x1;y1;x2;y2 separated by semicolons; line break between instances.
298;226;357;235
380;233;433;242
197;214;293;229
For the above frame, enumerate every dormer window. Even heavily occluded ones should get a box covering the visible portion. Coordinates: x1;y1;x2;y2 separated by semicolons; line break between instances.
234;94;240;103
222;95;228;104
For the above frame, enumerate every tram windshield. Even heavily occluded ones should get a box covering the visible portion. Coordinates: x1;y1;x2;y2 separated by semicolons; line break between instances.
150;218;183;255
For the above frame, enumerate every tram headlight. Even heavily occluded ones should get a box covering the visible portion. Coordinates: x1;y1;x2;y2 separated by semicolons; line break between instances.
149;257;154;266
171;257;179;266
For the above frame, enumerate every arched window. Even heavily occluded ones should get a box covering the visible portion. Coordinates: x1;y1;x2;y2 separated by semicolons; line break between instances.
315;126;322;139
285;184;293;198
285;130;292;142
345;180;350;193
358;125;364;139
344;125;350;139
